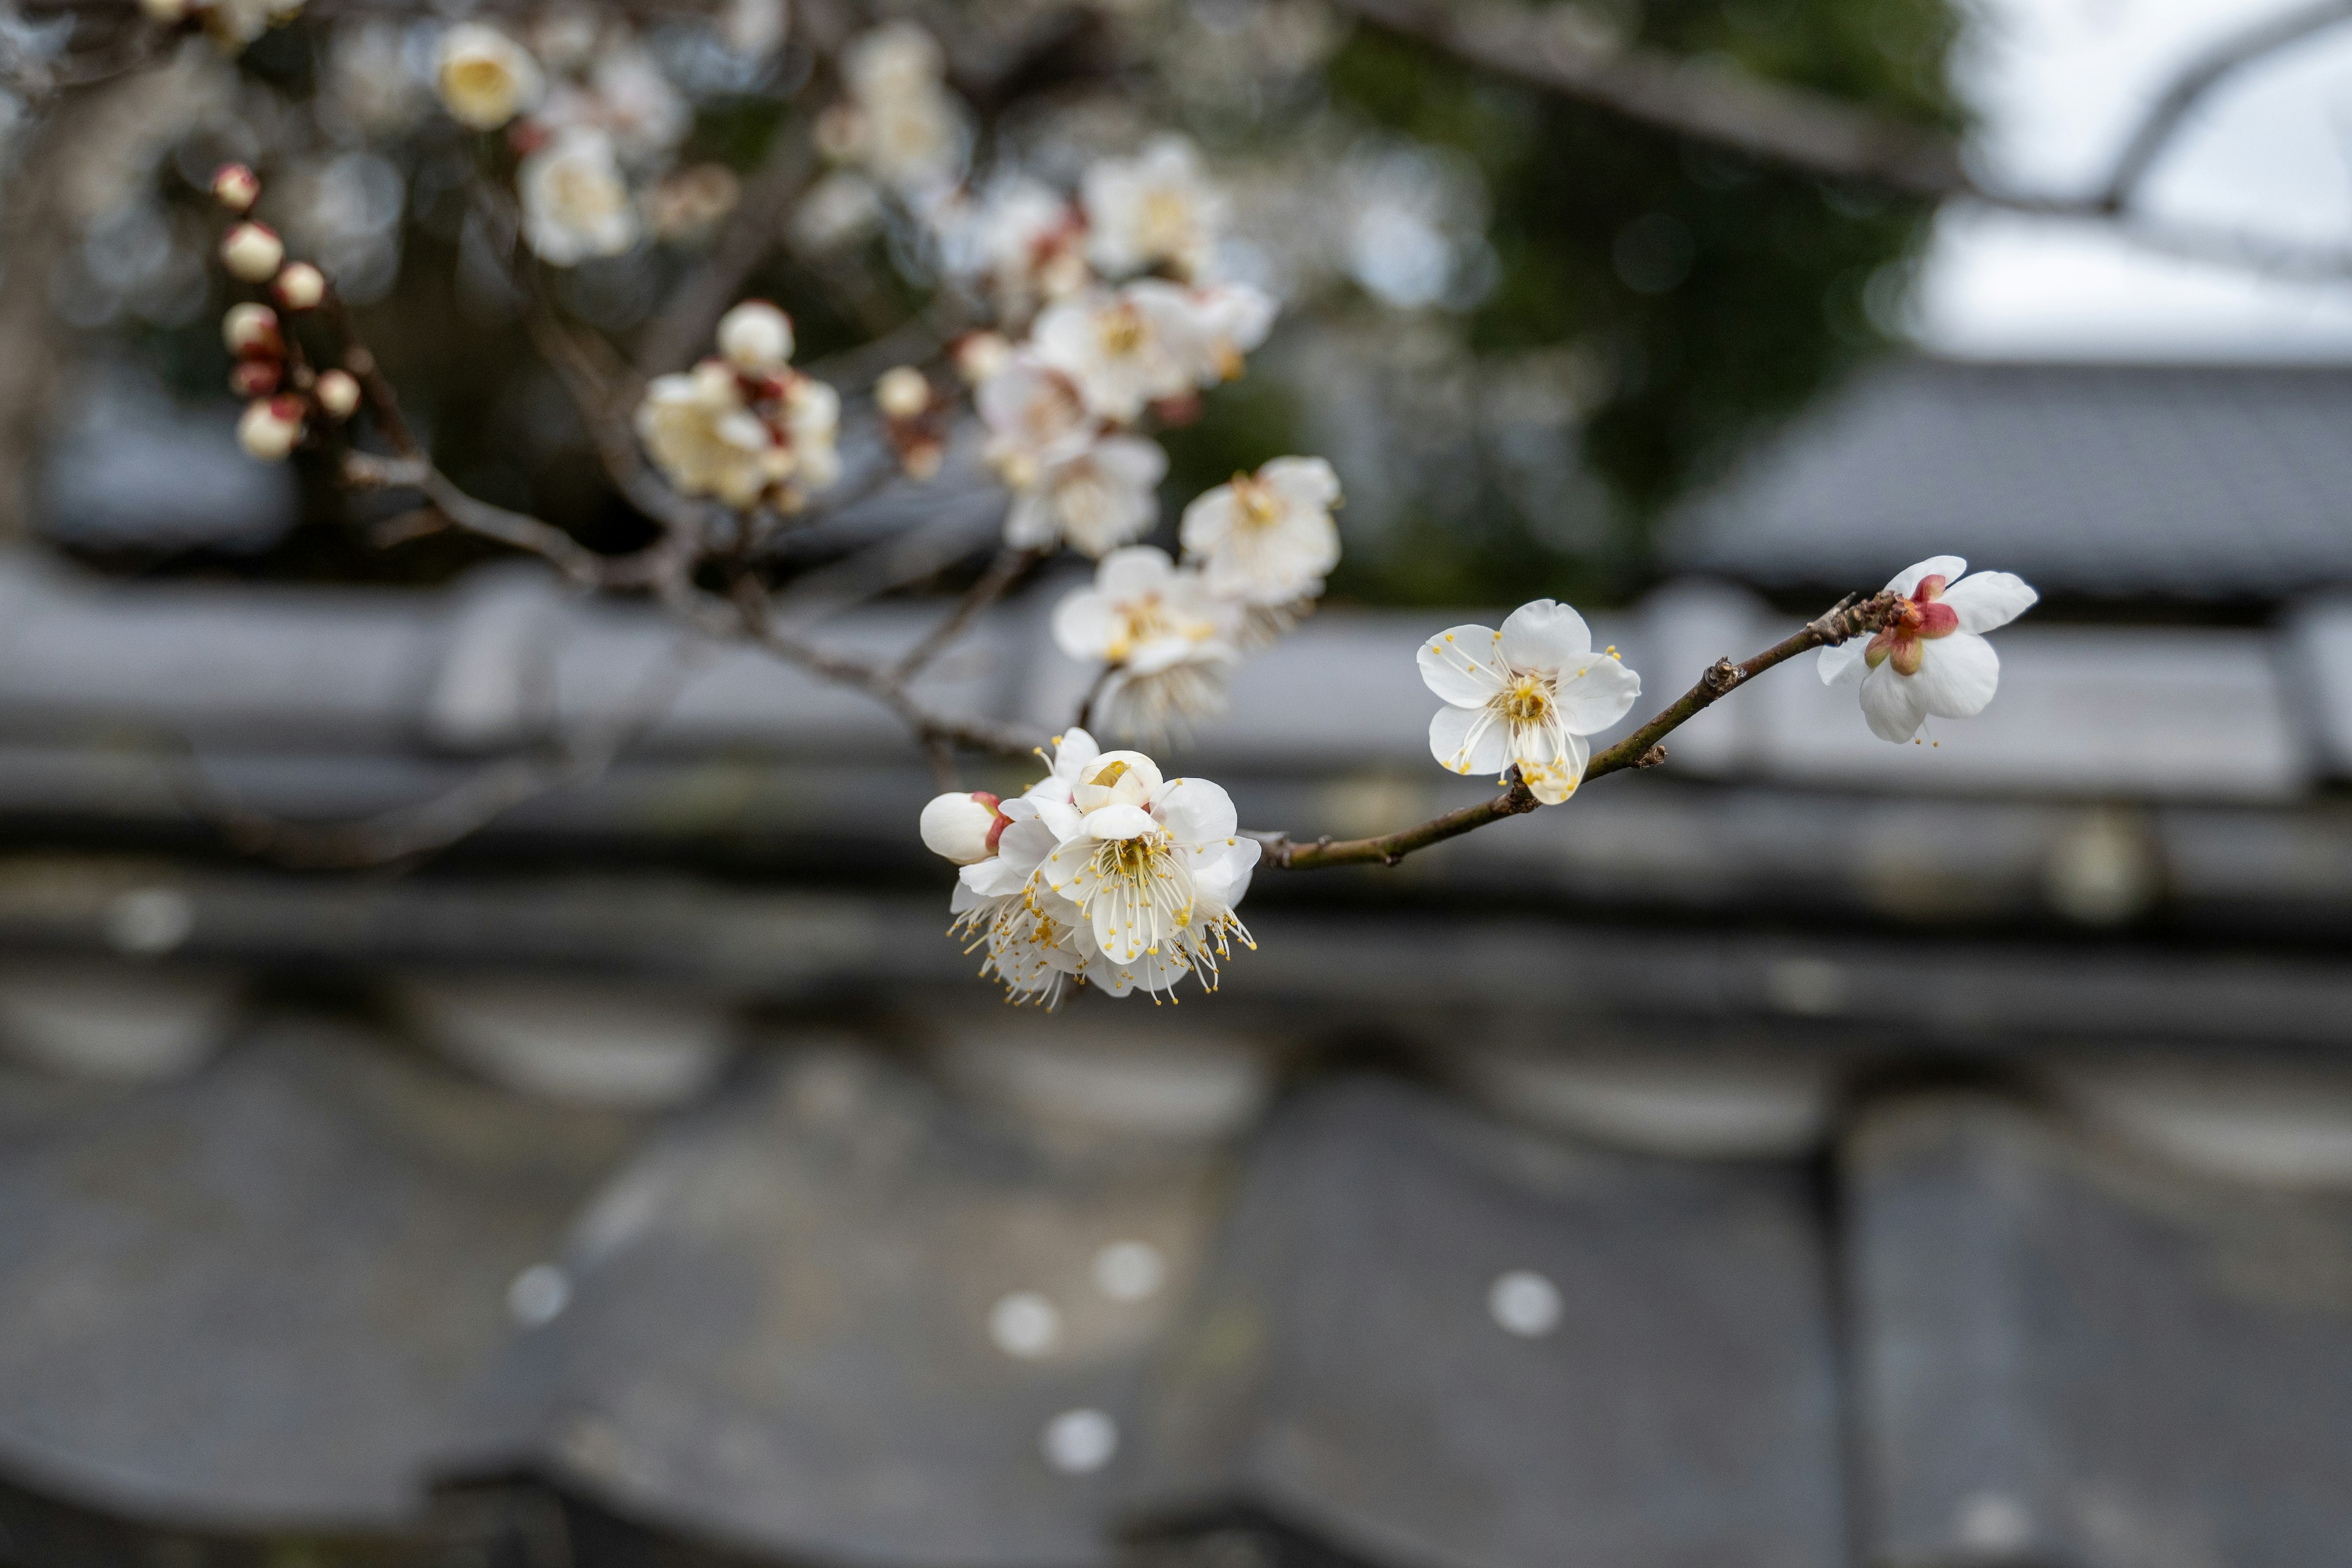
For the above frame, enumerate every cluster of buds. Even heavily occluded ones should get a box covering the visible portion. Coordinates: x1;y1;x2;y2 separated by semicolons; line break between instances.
212;165;363;462
875;365;948;480
635;302;843;511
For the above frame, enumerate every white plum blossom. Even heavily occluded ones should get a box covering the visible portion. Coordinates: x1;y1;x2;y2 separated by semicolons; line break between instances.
1420;600;1642;804
1038;749;1259;998
1031;283;1207;423
519;128;639;266
635;356;842;510
1053;547;1242;742
978;352;1094;489
1180;457;1341;607
1819;556;2038;743
717;300;794;372
435;23;544;131
941;176;1091;322
1008;437;1168;558
1084;135;1226;282
826;22;970;197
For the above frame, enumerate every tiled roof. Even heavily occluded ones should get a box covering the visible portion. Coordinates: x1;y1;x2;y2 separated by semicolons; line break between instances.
1664;360;2352;600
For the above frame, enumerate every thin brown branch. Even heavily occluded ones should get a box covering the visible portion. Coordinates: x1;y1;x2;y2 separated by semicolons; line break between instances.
345;451;612;586
1257;590;1901;871
2098;0;2352;211
887;545;1041;683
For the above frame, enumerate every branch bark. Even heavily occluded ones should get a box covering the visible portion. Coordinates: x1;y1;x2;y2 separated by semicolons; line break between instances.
1256;590;1900;870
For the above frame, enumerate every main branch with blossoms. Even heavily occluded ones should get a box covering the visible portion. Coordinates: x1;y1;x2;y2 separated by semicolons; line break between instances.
134;8;2041;1005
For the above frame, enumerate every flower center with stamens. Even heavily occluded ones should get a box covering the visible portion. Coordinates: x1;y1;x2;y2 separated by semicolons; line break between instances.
1140;189;1192;251
1231;475;1282;533
1497;674;1553;725
1864;573;1961;678
1098;306;1147;358
1107;597;1176;662
1087;831;1194;963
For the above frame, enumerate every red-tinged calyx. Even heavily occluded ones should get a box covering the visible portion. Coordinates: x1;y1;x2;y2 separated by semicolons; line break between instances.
1864;573;1961;677
973;791;1011;853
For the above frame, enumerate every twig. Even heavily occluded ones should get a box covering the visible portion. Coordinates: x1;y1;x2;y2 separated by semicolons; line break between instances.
345;452;611;586
887;545;1040;682
1256;590;1899;870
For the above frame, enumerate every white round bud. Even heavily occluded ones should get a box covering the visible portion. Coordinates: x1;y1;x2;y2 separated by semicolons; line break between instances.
236;396;304;462
211;164;260;213
221;222;285;284
953;331;1014;386
435;23;544;132
919;791;1004;865
315;369;362;421
875;366;931;421
221;302;281;357
717;300;794;371
272;262;325;311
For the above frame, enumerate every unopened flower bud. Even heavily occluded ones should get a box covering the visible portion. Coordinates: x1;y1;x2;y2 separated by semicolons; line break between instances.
315;369;362;420
221;301;281;357
228;358;282;398
919;790;1006;865
221;222;285;283
953;331;1013;385
211;164;260;213
875;366;931;421
900;438;945;481
717;300;794;371
272;261;325;311
236;395;304;461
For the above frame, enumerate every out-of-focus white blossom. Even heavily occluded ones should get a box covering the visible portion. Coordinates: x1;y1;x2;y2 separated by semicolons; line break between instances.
717;300;794;372
921;790;1009;864
1819;556;2038;743
1008;437;1167;558
1053;546;1240;742
978;352;1092;489
720;0;790;59
236;395;303;461
875;366;932;421
518;127;638;266
955;330;1014;386
435;23;543;132
193;0;304;49
315;369;361;421
1180;456;1341;607
220;221;284;282
326;22;428;137
789;171;884;254
1419;600;1642;804
538;48;689;166
1036;749;1259;995
1031;284;1202;423
943;176;1090;321
1083;135;1225;282
649;165;740;243
824;21;968;197
271;261;324;311
635;353;841;510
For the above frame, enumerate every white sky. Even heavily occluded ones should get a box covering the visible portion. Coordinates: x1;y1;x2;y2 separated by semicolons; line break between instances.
1912;0;2352;360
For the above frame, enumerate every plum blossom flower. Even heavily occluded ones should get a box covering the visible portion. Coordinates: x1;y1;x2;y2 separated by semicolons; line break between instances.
1419;600;1642;804
1031;283;1207;423
823;22;969;197
1054;548;1241;742
944;730;1098;1008
1180;457;1341;607
435;23;543;131
1007;437;1168;558
635;357;841;510
519;127;638;266
1038;749;1260;997
1083;135;1226;282
978;353;1093;489
1819;556;2038;742
942;176;1091;322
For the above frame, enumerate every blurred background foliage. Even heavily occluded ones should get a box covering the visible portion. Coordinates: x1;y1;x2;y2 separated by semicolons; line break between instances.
37;0;1962;610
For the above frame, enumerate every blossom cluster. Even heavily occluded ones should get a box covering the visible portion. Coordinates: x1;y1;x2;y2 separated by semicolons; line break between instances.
635;301;843;512
922;730;1258;1007
205;167;363;462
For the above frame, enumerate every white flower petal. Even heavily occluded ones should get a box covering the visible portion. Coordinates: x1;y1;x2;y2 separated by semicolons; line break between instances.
1917;630;2000;718
1153;776;1237;842
1262;455;1340;507
1819;638;1869;687
1888;555;1967;597
1859;662;1930;742
1095;545;1177;601
1940;571;2038;634
1082;803;1160;840
1417;624;1507;706
1498;599;1592;673
1430;704;1511;775
1052;589;1117;660
1552;657;1641;734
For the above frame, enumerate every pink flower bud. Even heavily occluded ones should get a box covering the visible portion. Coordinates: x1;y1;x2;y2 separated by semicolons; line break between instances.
315;369;362;421
221;301;281;357
236;395;304;462
875;366;931;421
211;163;260;213
272;262;326;312
221;222;285;284
228;358;282;399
